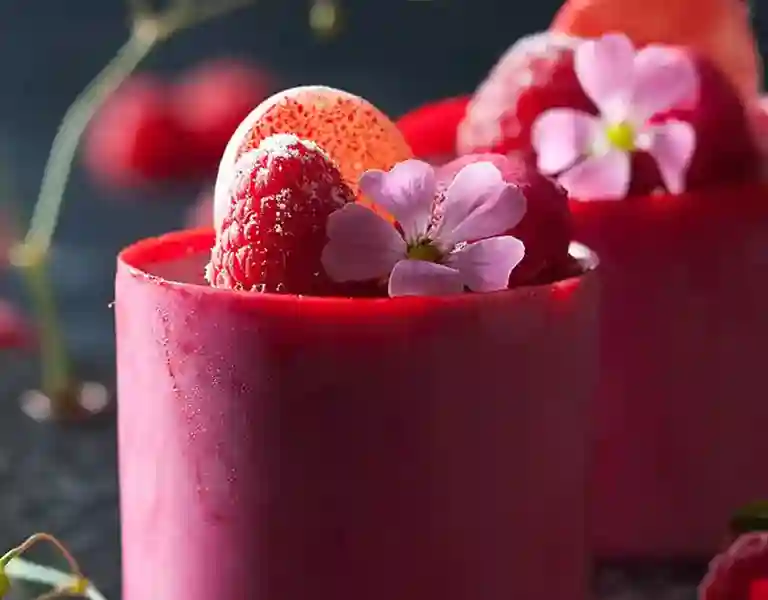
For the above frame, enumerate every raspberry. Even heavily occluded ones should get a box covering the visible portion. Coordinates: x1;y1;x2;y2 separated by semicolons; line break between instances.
656;55;761;188
437;152;573;286
84;75;194;188
457;32;594;161
174;59;272;172
700;532;768;600
206;134;355;295
396;96;470;164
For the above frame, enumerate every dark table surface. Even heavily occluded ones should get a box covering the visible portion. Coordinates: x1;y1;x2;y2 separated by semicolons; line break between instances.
0;0;764;597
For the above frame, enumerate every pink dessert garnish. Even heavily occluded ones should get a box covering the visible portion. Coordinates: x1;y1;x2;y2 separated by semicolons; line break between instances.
321;159;526;297
438;153;573;285
460;31;760;199
207;133;355;295
550;0;763;103
213;86;413;228
531;33;698;200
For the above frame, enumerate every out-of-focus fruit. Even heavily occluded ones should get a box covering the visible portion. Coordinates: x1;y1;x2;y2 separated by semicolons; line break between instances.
174;59;272;172
84;76;194;188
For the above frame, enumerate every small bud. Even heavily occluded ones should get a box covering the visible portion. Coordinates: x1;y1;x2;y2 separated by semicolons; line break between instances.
69;576;89;594
309;0;341;38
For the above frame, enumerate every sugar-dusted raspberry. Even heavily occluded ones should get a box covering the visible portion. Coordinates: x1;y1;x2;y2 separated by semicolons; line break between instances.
213;86;413;228
206;134;355;295
457;32;593;161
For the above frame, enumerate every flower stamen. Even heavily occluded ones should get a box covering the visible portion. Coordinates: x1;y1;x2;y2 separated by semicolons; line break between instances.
605;121;637;152
406;239;442;263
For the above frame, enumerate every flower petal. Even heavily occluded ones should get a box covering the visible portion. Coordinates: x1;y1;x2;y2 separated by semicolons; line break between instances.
358;160;436;241
321;203;406;282
532;108;600;174
558;150;631;200
631;45;699;123
388;260;465;297
575;33;635;122
448;236;526;293
642;121;696;194
435;162;527;247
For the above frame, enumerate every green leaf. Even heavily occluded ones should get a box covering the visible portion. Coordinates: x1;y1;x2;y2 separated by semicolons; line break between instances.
730;500;768;535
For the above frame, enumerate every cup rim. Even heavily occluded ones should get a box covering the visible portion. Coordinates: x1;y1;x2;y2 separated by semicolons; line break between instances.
118;228;599;309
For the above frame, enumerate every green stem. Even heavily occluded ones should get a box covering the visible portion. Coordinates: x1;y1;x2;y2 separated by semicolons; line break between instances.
19;254;70;399
14;0;254;408
13;30;158;401
24;30;159;252
5;558;107;600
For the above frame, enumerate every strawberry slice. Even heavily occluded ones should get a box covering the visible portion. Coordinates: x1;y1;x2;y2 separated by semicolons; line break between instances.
207;134;355;295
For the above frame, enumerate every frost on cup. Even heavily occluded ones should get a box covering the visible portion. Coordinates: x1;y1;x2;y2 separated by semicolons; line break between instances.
115;85;599;600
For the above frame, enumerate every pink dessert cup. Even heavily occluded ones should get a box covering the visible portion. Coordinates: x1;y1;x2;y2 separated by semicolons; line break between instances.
397;99;768;558
115;228;599;600
569;182;768;558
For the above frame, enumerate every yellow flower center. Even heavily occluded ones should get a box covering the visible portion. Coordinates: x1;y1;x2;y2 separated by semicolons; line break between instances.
407;240;442;263
605;121;636;152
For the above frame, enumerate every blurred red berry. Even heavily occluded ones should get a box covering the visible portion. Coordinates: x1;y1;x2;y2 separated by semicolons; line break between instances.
173;59;272;173
84;75;195;188
0;299;32;350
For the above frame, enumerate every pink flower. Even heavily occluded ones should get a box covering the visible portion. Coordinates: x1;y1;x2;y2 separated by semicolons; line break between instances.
531;33;699;200
321;159;526;297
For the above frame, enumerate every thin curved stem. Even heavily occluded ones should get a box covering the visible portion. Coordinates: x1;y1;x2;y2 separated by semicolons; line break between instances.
23;31;159;253
155;0;255;40
12;0;255;413
3;533;84;582
5;557;107;600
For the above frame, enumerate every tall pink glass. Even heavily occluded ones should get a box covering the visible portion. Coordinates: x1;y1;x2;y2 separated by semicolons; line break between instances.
396;98;768;557
571;182;768;557
115;228;598;600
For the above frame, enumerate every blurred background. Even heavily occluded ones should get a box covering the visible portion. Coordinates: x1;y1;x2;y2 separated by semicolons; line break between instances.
0;0;762;598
